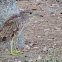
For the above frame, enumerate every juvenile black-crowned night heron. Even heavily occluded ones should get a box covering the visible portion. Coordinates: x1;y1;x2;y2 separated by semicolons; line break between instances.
0;10;43;55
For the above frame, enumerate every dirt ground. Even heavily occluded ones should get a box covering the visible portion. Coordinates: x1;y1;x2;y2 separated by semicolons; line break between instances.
0;0;62;62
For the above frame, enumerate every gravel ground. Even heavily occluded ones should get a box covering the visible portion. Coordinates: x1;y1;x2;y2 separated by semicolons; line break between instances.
0;0;62;62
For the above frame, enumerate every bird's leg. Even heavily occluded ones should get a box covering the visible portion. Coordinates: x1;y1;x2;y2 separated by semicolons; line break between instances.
10;39;13;55
9;38;18;56
13;40;23;54
11;34;23;54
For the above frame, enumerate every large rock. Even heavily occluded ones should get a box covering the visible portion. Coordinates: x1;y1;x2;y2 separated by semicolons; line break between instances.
0;0;25;50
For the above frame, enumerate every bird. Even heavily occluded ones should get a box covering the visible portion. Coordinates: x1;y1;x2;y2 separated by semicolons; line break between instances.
0;10;43;55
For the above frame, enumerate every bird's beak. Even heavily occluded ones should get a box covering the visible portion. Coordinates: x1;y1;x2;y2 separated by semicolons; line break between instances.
32;12;43;17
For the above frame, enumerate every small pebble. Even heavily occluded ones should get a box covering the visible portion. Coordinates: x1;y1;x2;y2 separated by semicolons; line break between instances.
34;47;38;49
38;55;42;60
18;61;22;62
25;45;30;49
29;59;33;62
43;47;47;51
5;49;8;51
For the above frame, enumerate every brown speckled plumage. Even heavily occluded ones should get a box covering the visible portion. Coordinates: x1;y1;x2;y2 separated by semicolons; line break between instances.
0;10;33;45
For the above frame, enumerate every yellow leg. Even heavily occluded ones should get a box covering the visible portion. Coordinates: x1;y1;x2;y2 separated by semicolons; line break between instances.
9;39;18;56
13;40;23;54
9;34;23;56
10;40;13;54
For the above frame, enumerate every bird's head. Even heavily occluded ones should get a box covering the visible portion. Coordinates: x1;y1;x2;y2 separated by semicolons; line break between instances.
20;10;43;26
21;10;43;17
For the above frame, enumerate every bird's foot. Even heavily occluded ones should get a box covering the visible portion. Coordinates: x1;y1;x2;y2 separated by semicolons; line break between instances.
8;52;18;56
13;50;23;54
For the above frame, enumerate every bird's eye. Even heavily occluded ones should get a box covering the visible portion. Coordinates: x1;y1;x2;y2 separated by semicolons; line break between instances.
30;12;32;14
